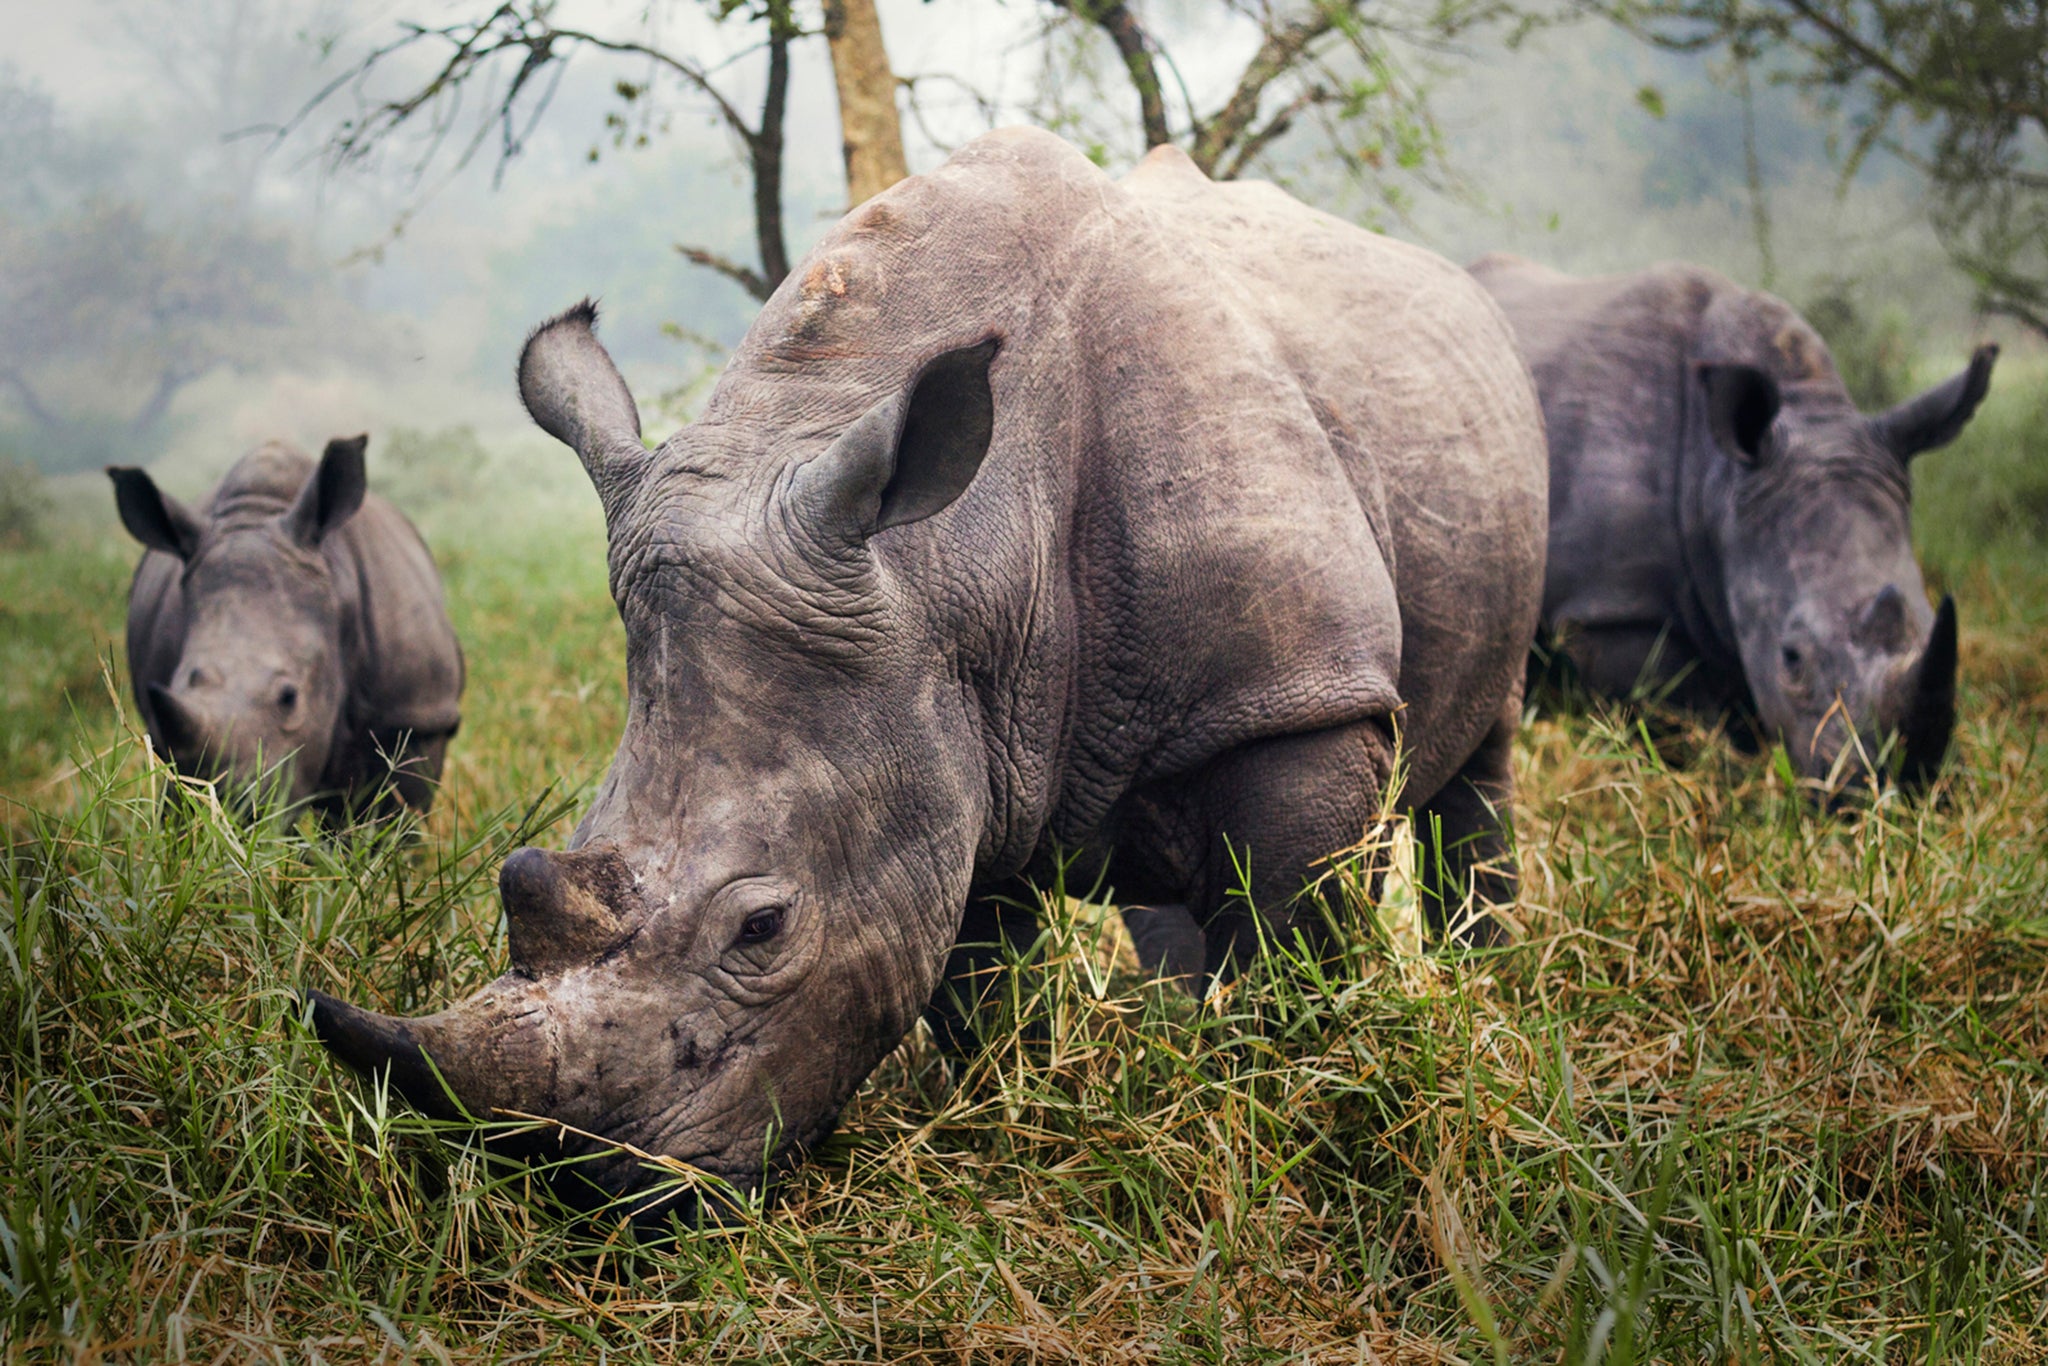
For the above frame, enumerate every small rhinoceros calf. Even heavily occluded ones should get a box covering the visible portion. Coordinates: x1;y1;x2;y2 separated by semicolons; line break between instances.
1469;254;1992;792
308;129;1547;1215
110;436;465;820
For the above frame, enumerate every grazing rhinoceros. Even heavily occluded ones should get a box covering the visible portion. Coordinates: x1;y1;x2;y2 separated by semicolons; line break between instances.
308;128;1547;1213
110;437;465;820
1468;254;1992;791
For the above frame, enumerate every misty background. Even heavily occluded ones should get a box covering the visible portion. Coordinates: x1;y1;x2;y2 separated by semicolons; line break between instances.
0;0;2000;502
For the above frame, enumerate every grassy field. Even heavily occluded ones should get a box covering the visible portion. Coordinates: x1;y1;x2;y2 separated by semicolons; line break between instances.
3;358;2046;1363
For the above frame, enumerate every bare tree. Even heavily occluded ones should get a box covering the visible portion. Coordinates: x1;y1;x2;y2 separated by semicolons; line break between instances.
0;197;348;469
296;0;1527;314
825;0;910;204
298;0;907;301
0;66;360;472
1046;0;1524;182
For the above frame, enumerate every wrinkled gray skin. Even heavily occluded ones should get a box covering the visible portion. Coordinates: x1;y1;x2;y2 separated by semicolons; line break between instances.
112;438;465;820
1469;255;1990;791
310;130;1547;1213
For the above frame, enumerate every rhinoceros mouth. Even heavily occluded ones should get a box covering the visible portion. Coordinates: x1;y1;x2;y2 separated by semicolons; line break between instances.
303;987;800;1225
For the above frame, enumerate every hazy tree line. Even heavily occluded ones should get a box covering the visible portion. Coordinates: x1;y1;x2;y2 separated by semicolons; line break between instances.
0;62;359;474
1606;0;2048;337
1;0;2040;476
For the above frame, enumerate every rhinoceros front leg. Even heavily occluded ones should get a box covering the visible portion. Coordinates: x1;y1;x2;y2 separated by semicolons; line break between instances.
1413;707;1516;946
928;718;1397;1047
922;886;1043;1058
1180;717;1398;981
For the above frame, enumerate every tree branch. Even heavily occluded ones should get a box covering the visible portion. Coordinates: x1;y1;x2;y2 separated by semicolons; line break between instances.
675;245;771;302
1191;2;1347;174
290;5;762;182
1053;0;1171;148
0;369;63;432
1218;82;1332;179
130;368;201;436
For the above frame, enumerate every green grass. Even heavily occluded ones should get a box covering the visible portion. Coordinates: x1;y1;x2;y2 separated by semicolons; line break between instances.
2;365;2046;1362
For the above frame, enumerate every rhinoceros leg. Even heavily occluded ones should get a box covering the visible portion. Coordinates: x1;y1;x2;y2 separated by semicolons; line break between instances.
922;887;1043;1058
1414;708;1516;946
317;727;453;825
380;729;451;814
927;719;1395;1049
1183;718;1397;980
1121;904;1206;991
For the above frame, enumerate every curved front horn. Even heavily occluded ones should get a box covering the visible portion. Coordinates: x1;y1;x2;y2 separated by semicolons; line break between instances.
304;980;555;1124
1898;594;1958;792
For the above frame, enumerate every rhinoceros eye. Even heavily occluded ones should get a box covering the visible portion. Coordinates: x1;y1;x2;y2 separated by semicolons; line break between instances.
1780;645;1805;679
738;906;786;945
277;683;300;711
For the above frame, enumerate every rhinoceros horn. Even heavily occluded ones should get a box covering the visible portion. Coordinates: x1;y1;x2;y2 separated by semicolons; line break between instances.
146;682;204;757
1898;594;1958;792
500;845;632;976
304;978;554;1129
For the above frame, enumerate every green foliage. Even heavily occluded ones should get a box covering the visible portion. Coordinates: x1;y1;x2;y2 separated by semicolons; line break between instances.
372;425;491;511
0;66;381;475
1801;278;1915;409
1607;0;2048;338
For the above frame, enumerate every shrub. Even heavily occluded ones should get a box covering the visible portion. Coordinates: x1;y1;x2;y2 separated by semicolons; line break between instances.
1803;278;1915;410
0;459;51;549
372;425;490;510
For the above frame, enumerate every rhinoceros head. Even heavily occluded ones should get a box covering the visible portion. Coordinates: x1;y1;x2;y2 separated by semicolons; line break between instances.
310;302;1002;1214
110;438;369;805
1695;319;1992;792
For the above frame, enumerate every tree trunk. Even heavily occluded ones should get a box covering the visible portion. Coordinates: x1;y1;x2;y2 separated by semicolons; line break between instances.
754;15;793;293
1058;0;1170;151
822;0;909;207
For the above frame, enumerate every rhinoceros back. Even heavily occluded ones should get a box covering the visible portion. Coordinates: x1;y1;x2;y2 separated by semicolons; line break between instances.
1121;153;1549;805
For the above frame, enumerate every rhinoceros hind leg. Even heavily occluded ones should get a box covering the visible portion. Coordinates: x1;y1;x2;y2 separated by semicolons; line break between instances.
1414;709;1517;947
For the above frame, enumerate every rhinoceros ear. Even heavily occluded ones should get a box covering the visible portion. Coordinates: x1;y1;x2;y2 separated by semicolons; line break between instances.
286;435;369;548
1700;363;1781;468
794;338;1000;542
1873;343;1998;460
518;299;648;521
107;466;204;560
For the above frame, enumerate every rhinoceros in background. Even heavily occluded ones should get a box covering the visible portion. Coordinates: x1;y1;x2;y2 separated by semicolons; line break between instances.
1469;254;1993;791
110;437;465;820
308;128;1547;1212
